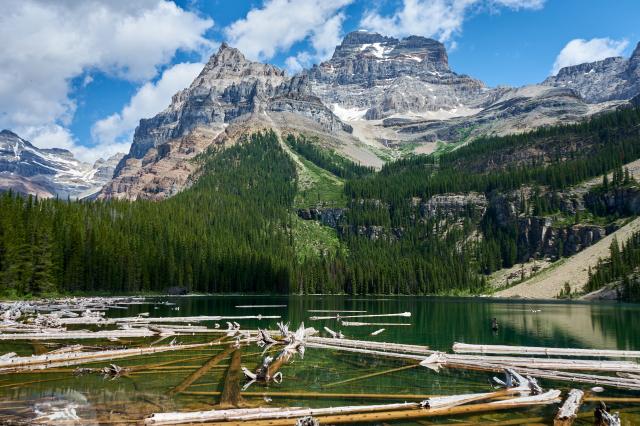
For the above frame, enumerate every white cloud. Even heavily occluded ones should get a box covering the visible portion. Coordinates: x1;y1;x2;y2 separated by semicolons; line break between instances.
21;124;130;163
360;0;544;42
551;38;629;75
0;0;213;160
225;0;352;64
92;62;204;150
492;0;544;9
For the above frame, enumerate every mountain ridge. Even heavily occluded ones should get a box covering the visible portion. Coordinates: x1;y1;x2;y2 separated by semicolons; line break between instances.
0;129;123;199
3;31;639;200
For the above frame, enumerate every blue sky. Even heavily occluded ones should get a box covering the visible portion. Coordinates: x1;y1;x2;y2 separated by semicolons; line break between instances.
1;0;639;161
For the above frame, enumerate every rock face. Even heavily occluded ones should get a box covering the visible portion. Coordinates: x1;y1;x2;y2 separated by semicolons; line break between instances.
106;44;349;199
584;187;640;216
420;193;488;219
516;217;607;261
115;43;346;166
543;42;640;103
303;31;636;152
0;130;122;199
101;33;640;200
306;31;486;120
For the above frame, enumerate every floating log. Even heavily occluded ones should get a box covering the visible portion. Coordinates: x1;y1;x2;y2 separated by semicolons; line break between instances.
307;342;424;362
0;341;223;373
555;389;584;426
453;342;640;358
423;354;640;391
323;327;343;339
55;315;280;325
617;372;640;381
169;346;236;395
371;329;385;336
147;389;559;425
307;337;431;355
146;407;289;425
0;329;157;340
235;305;287;308
181;390;439;400
307;310;367;313
309;312;411;321
341;322;411;326
422;352;640;372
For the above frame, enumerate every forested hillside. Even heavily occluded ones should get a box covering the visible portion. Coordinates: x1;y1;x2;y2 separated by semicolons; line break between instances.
1;108;640;298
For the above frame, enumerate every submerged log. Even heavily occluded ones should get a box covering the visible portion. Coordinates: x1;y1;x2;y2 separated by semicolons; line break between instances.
453;343;640;358
555;389;584;426
219;349;245;408
323;364;419;388
170;346;236;395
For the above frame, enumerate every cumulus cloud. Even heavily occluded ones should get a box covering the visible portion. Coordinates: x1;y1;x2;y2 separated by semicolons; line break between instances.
0;0;213;161
20;124;129;163
361;0;545;42
92;62;204;150
225;0;352;71
551;38;629;75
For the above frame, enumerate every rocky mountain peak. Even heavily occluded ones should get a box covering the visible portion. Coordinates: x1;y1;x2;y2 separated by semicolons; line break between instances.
543;40;640;103
329;31;448;71
191;43;285;89
340;30;395;46
0;129;19;138
631;42;640;60
629;42;640;75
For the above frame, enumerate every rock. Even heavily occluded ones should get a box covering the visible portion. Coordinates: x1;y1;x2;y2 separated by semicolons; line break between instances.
420;192;487;219
297;207;345;228
584;186;640;216
543;42;640;103
306;30;485;120
0;129;123;199
104;44;348;200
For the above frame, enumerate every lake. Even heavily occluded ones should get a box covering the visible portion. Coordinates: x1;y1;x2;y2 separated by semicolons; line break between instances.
1;295;639;424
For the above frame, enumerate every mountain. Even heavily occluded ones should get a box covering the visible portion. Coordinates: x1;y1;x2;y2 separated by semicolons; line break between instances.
99;32;640;201
306;31;486;120
307;31;634;151
101;43;357;200
543;42;640;103
0;130;123;198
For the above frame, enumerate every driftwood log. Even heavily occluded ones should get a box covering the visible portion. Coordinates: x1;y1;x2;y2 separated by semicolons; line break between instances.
453;343;640;358
554;389;584;426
